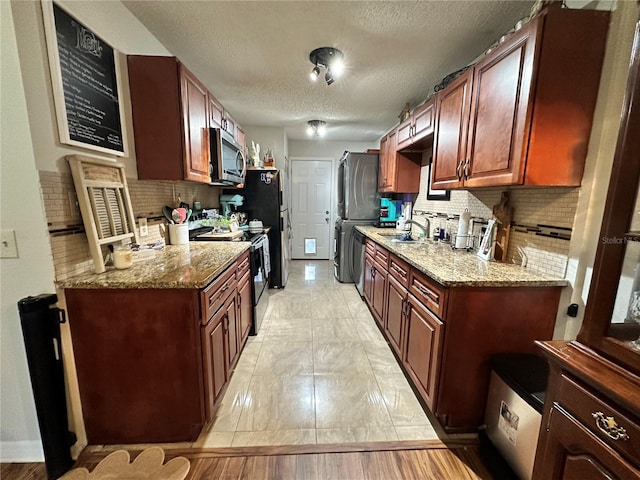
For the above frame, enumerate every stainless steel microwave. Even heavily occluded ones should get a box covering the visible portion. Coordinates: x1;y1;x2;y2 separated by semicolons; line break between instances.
209;128;246;185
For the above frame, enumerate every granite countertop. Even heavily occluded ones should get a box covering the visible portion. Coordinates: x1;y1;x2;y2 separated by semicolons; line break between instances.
56;242;251;289
357;226;568;288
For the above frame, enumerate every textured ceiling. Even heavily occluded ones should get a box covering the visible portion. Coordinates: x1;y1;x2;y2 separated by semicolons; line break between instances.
122;1;535;141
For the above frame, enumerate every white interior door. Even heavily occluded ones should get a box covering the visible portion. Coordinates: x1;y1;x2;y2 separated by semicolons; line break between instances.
291;159;333;259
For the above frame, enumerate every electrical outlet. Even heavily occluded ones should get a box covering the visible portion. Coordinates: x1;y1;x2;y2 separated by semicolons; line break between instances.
1;230;19;258
139;218;148;237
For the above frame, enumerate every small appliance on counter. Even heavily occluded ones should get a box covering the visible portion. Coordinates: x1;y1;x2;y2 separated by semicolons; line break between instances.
375;198;402;228
220;194;244;217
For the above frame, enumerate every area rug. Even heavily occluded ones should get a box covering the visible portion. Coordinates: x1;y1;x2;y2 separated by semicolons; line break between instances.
60;446;190;480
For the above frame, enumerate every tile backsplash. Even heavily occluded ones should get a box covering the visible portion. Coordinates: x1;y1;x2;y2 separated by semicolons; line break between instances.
412;161;579;278
40;170;221;281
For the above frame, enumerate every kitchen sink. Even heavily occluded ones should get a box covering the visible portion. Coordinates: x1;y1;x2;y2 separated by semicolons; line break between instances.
381;234;419;243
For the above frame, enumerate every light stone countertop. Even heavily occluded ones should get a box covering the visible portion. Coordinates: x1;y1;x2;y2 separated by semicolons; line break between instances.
357;225;568;288
56;242;251;290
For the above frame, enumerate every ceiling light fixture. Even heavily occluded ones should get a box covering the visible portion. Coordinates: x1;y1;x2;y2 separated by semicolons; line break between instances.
307;120;327;137
309;47;344;86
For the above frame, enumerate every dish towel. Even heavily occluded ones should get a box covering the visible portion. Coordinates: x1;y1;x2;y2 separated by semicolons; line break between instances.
262;234;271;278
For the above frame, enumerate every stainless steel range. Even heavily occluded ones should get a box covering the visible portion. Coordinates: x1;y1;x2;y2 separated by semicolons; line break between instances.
191;227;269;334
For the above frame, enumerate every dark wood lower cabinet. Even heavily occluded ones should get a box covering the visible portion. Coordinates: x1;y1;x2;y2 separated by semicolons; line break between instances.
364;248;561;433
403;295;443;410
385;275;406;357
201;307;228;422
536;406;639;480
533;341;640;480
65;253;252;444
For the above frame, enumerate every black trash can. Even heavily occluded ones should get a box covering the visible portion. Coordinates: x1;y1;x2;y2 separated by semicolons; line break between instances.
483;353;549;480
18;294;75;480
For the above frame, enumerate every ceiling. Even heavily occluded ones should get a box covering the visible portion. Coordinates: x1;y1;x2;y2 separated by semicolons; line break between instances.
122;1;535;142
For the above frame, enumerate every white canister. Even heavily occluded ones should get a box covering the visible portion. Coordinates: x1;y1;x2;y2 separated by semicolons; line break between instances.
168;223;189;245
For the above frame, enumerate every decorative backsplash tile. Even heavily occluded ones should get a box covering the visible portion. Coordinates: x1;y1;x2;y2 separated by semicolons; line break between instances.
39;170;221;280
412;161;579;278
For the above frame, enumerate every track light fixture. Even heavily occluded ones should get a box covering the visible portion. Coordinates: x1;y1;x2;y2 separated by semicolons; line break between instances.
307;120;327;137
309;47;344;86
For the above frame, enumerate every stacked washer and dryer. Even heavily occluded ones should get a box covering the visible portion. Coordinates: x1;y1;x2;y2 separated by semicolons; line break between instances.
334;151;379;291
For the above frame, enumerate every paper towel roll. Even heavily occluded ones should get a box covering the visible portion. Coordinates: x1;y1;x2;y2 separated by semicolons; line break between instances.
455;209;471;249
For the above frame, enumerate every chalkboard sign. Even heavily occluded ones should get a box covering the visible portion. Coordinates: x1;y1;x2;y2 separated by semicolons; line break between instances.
42;1;127;156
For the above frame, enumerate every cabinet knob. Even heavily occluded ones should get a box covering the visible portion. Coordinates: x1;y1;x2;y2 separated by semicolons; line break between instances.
592;412;629;441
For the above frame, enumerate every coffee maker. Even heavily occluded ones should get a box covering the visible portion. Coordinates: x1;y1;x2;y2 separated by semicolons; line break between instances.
376;198;402;227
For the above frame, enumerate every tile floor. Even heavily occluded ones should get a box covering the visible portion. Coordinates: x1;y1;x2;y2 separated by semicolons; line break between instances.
193;259;444;448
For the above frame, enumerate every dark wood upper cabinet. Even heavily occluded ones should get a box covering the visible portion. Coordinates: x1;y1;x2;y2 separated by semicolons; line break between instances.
432;7;609;190
378;128;422;193
396;100;435;152
432;69;473;190
179;65;211;183
127;56;210;183
208;93;224;130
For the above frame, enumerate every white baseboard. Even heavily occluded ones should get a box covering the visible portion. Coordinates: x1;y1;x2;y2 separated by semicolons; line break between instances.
0;440;44;462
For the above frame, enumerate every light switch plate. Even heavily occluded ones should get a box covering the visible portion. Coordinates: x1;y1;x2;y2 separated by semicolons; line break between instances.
139;218;148;237
1;230;19;258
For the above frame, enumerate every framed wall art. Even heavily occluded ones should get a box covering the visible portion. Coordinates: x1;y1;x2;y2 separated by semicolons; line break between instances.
42;0;128;156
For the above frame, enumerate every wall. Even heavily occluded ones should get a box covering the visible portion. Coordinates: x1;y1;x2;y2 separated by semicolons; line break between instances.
243;126;288;170
3;0;180;462
288;139;377;160
0;1;55;461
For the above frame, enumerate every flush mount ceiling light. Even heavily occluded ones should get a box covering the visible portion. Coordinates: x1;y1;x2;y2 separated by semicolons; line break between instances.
309;47;344;85
307;120;327;137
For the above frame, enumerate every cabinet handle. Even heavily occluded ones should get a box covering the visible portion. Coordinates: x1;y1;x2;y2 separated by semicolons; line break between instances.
463;158;471;179
392;264;407;278
223;313;229;333
592;412;629;441
456;161;464;181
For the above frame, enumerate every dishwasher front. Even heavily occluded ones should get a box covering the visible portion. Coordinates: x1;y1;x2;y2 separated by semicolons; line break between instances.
352;228;366;296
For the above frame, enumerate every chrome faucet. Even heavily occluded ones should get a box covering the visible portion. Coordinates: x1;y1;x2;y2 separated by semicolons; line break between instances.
406;219;430;238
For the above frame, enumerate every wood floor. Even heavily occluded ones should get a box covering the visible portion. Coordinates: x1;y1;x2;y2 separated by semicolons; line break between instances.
1;440;494;479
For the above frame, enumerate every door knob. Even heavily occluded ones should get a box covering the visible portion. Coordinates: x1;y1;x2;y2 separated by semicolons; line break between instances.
325;218;329;223
325;211;329;214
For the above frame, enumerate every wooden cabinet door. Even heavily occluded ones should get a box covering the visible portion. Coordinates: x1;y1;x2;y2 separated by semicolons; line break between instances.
404;295;444;410
533;406;640;480
224;112;236;139
363;253;375;306
381;130;398;193
396;118;413;151
224;294;240;371
238;270;252;347
412;101;435;143
386;275;406;357
208;93;224;130
432;69;473;190
201;311;228;422
464;22;538;188
179;65;210;183
235;123;246;151
378;135;389;191
372;264;387;325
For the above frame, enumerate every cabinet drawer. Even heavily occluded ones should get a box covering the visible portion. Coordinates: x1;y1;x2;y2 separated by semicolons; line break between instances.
236;251;250;279
389;254;410;288
365;239;376;257
374;244;389;270
201;266;237;323
556;373;640;468
408;270;446;318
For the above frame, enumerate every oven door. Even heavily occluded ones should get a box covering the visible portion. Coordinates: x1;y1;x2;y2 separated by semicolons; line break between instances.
250;235;268;334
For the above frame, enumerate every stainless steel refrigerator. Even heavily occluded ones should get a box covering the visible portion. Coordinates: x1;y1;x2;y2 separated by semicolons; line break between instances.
235;169;289;289
334;152;379;283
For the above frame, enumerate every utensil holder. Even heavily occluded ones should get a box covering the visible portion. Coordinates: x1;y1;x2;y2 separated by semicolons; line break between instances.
168;223;189;245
